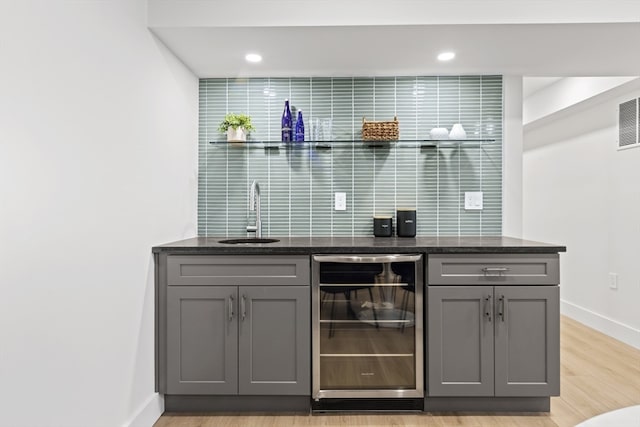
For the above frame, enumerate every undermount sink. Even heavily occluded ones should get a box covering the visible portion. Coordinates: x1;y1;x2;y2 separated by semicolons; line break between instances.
218;238;280;244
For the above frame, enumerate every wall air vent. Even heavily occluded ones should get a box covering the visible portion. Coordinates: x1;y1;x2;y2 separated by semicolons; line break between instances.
618;98;639;150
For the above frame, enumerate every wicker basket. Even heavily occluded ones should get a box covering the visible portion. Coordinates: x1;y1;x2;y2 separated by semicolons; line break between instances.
361;116;399;141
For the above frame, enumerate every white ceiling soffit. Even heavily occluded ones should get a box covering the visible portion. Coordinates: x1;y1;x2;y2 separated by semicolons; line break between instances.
523;76;640;126
148;0;640;28
150;23;640;78
148;0;640;78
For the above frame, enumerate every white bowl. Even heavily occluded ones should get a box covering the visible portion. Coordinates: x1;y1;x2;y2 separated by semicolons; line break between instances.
429;127;449;140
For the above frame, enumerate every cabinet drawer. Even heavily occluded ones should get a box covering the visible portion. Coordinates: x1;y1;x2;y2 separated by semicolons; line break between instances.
428;254;559;285
167;255;309;286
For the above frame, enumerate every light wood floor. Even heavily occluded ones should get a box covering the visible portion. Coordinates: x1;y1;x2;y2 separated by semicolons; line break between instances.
155;316;640;427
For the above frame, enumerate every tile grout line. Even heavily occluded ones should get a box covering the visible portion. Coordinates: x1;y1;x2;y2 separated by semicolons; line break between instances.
288;78;292;238
372;77;376;216
351;77;355;238
329;77;335;237
501;76;505;236
458;76;461;237
309;77;313;237
393;77;400;214
225;78;229;237
267;78;272;235
415;76;419;233
480;76;483;235
247;79;251;237
204;81;208;235
394;77;397;214
436;76;440;235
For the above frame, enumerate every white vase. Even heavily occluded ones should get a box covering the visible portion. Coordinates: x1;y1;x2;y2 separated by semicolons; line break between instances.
227;127;247;142
449;123;467;140
429;127;449;140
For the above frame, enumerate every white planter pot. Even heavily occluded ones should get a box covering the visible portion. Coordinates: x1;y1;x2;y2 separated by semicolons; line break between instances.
227;127;247;142
429;127;449;140
449;123;467;140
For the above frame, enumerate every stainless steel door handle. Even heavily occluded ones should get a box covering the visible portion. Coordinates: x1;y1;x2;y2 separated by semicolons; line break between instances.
498;295;505;322
228;295;234;322
484;295;492;322
241;294;246;321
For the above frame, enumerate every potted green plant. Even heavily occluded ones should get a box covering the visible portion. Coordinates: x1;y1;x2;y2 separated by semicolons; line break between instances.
218;113;255;142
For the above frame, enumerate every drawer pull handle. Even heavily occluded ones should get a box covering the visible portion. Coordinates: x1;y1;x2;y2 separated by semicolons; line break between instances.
482;267;510;276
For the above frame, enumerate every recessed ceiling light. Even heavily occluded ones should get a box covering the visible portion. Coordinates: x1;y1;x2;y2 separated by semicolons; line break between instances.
245;53;262;63
437;51;455;61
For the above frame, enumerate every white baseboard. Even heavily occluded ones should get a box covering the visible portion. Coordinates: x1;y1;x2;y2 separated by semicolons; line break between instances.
561;299;640;350
123;393;164;427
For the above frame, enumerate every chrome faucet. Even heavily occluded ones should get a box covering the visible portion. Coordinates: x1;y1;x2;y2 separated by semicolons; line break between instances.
247;179;262;238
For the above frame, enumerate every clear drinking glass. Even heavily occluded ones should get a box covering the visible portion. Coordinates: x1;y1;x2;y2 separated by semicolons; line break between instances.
321;119;333;142
314;118;323;141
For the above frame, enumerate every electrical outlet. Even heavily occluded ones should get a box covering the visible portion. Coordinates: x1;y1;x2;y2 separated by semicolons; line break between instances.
335;192;347;211
609;272;618;290
465;192;483;210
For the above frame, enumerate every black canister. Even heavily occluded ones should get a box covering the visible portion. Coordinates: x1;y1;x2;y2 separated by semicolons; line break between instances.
373;216;393;237
397;209;416;237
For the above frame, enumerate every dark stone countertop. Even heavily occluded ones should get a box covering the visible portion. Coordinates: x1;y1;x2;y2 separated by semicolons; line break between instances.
152;236;566;255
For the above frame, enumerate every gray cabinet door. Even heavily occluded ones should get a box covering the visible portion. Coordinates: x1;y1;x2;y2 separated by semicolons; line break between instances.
428;286;494;396
167;286;238;394
494;286;560;397
238;286;311;395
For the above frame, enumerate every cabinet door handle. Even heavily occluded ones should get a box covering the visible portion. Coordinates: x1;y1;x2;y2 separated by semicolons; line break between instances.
484;295;492;322
241;295;247;321
228;295;234;322
498;295;506;322
482;267;510;276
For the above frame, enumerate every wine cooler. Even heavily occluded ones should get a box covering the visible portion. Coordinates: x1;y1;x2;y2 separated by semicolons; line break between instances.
312;254;424;399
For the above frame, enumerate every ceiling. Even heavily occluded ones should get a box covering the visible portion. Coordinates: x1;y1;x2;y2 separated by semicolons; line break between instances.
148;1;640;78
152;22;640;78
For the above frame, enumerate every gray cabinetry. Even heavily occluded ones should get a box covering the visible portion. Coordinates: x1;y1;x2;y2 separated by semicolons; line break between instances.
428;254;559;286
167;286;238;394
427;254;560;399
167;255;309;286
163;255;310;397
239;286;310;395
428;286;494;396
494;286;560;396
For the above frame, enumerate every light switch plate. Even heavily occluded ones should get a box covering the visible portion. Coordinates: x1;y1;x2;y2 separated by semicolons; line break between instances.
335;192;347;211
465;192;483;210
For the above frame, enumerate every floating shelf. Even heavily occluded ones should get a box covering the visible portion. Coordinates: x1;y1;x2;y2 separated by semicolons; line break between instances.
208;139;496;150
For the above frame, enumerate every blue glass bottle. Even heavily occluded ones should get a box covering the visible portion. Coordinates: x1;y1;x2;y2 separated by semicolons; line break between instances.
281;99;293;142
294;110;305;142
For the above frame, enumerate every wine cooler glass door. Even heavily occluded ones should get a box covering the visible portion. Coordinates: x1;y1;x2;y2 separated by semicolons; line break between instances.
312;254;423;399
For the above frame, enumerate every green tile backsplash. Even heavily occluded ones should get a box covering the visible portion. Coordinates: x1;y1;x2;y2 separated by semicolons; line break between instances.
198;76;503;237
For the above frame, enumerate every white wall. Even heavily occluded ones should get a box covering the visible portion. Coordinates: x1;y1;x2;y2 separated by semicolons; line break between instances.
523;82;640;349
503;76;524;238
0;2;198;426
